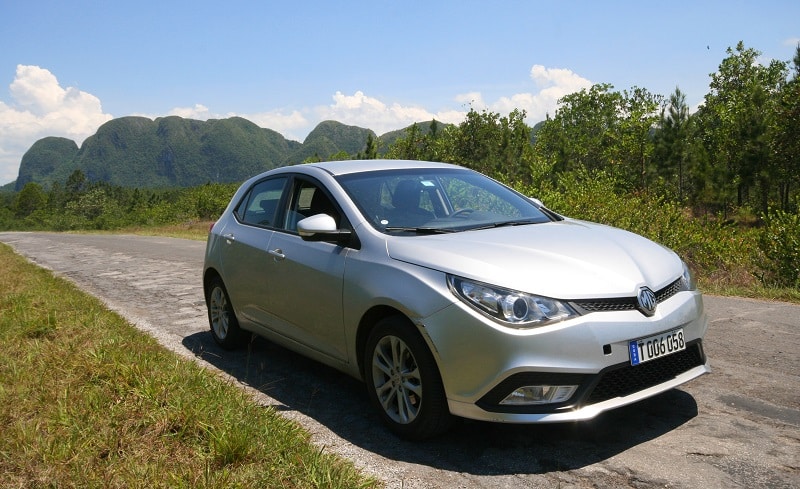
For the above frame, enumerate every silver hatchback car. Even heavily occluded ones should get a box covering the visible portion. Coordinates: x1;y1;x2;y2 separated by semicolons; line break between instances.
203;159;709;439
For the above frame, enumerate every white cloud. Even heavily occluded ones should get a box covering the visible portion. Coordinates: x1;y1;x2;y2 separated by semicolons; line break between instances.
499;65;591;121
457;65;593;125
306;90;470;138
449;65;592;126
783;37;800;47
0;65;112;185
246;109;309;142
168;103;211;119
314;91;433;136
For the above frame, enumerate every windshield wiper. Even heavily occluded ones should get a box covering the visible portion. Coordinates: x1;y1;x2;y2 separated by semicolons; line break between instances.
383;226;457;235
465;219;541;231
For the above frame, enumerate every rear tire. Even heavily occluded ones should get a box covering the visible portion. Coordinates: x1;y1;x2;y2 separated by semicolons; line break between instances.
206;277;245;349
364;316;452;440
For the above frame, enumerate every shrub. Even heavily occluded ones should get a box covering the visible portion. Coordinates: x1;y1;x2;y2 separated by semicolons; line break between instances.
758;209;800;288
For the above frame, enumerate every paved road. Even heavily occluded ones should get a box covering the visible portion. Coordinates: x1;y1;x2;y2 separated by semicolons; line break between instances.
1;232;798;488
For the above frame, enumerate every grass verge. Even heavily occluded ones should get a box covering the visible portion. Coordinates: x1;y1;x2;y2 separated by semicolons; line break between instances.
0;243;377;488
98;220;217;241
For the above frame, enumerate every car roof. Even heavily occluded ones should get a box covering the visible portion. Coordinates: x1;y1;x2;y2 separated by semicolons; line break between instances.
303;159;464;176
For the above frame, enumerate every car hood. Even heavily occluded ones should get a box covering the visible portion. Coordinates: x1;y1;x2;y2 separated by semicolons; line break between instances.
386;220;681;299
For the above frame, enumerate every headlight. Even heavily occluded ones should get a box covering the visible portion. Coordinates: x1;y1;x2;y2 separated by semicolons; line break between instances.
448;276;580;328
681;260;697;291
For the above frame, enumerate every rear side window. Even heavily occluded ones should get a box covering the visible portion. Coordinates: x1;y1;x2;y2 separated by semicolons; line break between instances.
234;177;288;227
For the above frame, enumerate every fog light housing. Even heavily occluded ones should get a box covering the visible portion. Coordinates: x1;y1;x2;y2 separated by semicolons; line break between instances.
500;385;577;405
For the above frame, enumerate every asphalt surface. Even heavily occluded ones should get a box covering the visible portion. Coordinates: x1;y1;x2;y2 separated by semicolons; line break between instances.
1;232;798;488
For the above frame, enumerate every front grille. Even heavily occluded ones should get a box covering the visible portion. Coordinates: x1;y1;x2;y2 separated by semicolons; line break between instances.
585;342;704;404
571;278;685;314
656;279;684;302
574;297;637;312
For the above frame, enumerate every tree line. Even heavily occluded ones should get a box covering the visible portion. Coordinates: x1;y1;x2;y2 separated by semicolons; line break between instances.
390;42;799;218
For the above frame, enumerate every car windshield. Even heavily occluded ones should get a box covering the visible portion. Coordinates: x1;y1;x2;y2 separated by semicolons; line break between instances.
336;168;554;234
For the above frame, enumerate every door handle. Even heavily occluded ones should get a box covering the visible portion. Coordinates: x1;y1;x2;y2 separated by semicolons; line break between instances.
222;233;235;243
268;248;285;260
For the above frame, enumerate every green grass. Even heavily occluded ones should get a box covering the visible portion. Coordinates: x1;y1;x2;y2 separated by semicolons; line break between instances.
0;244;378;488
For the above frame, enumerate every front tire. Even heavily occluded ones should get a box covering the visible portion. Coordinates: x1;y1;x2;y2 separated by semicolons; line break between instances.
206;277;245;349
364;316;452;440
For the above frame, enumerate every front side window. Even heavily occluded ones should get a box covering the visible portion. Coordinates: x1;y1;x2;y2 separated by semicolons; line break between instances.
283;178;342;232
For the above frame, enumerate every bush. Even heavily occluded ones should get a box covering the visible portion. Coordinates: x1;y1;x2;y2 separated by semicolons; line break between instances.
758;209;800;288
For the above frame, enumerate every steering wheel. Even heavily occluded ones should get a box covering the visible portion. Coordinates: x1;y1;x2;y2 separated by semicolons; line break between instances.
450;208;475;218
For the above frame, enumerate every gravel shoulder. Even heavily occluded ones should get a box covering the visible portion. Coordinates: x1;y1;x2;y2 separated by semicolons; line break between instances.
1;232;798;488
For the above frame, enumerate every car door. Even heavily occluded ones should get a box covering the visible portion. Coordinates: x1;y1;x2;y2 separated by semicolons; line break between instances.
219;176;287;327
261;176;349;362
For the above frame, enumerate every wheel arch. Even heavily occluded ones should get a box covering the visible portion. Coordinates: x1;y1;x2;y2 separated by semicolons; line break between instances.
358;306;453;439
356;305;419;379
203;268;223;304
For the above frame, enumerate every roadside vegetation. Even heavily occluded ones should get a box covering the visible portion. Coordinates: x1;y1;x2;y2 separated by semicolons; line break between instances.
1;42;797;300
0;244;377;487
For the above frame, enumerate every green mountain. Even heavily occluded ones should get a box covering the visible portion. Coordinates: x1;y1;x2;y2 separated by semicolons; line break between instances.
24;116;302;190
13;116;403;191
16;137;79;189
292;120;377;162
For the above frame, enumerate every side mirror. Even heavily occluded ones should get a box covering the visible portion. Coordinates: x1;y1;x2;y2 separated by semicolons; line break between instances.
297;214;352;244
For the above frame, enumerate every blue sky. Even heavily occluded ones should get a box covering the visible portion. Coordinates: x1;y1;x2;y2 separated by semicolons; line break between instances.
1;1;798;185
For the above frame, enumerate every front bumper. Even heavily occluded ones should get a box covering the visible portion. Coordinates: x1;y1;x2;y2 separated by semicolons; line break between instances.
420;290;709;423
454;343;709;423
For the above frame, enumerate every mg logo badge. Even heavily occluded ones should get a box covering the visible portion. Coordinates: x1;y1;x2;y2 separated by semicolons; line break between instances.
637;287;657;317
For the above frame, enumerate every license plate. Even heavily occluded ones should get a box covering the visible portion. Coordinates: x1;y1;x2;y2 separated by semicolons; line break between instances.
629;328;686;366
